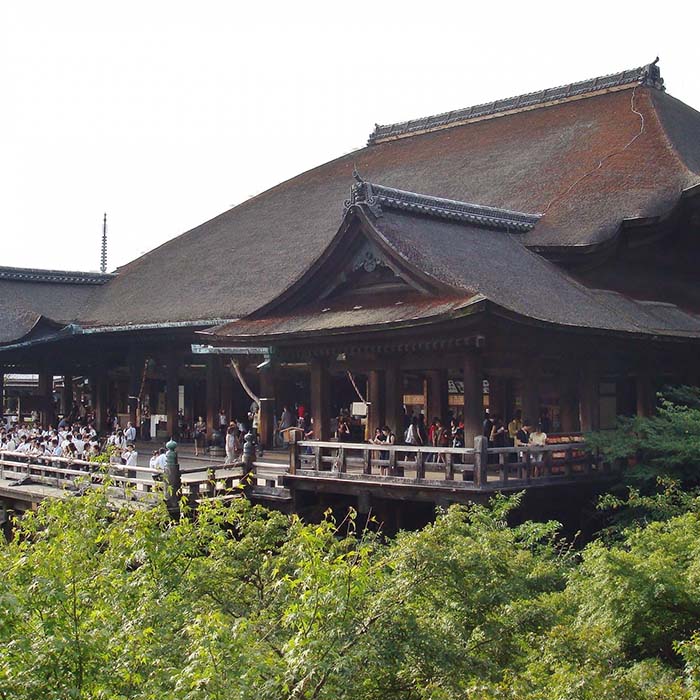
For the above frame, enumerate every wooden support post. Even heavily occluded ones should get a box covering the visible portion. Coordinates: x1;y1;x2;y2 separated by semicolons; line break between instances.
635;366;653;418
415;449;425;479
463;352;483;446
289;442;300;475
127;352;142;428
0;369;4;416
559;369;579;433
314;444;322;470
310;360;330;442
38;370;54;427
578;359;600;433
543;449;553;480
362;447;370;475
259;371;275;449
445;452;454;480
425;369;448;422
366;369;385;438
166;355;179;439
521;360;540;428
205;356;220;438
473;435;488;488
384;361;404;441
499;452;508;485
61;373;73;418
94;368;108;433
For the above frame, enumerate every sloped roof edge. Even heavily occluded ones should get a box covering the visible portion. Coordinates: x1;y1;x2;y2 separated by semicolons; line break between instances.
369;59;665;144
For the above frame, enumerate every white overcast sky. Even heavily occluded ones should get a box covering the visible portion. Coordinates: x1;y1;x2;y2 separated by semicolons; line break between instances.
1;0;698;272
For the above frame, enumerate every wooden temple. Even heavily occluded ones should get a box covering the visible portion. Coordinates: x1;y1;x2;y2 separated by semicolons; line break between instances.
2;59;700;460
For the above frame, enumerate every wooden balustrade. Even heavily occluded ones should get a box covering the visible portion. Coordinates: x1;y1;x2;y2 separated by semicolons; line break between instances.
291;438;606;490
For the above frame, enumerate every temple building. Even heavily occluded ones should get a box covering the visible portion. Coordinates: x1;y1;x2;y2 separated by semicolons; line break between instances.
2;59;700;446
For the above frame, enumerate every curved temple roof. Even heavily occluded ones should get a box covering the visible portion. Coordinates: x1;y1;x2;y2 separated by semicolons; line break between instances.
2;60;700;346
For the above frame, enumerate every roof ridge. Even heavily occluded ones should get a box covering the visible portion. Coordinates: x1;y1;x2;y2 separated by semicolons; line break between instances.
343;173;541;232
0;266;115;286
368;59;666;145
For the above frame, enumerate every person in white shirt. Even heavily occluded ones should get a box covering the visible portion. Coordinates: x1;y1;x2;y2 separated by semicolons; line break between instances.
155;448;168;471
122;444;139;467
125;422;137;443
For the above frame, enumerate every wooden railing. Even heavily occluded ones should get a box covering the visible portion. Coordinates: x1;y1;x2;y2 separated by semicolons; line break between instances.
289;437;610;490
0;449;246;505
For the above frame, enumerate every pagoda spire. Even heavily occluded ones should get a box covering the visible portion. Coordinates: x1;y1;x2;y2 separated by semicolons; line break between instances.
100;213;107;273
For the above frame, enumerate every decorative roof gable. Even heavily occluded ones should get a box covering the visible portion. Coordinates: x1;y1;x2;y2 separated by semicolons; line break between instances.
344;172;540;232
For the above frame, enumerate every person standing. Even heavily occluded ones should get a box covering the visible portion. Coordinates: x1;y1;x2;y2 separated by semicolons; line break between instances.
194;416;206;457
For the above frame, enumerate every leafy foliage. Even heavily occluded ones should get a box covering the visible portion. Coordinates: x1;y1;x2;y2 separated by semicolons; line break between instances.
0;487;698;699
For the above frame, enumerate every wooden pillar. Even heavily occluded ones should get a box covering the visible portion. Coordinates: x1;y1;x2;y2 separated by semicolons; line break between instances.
635;356;653;418
166;354;179;439
521;360;540;427
384;360;404;442
94;368;108;433
310;360;331;441
425;369;448;422
259;370;275;448
463;352;483;445
578;359;600;433
205;355;220;436
366;369;385;437
38;370;54;427
62;374;74;416
220;360;233;424
0;369;4;416
559;370;579;432
127;353;142;427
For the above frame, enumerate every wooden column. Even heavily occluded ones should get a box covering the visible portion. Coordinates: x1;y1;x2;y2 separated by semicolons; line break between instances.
559;370;579;432
425;369;448;422
463;352;483;445
220;359;233;424
166;354;179;439
94;368;108;433
366;369;385;437
38;370;54;427
0;369;4;416
127;353;142;427
62;374;74;417
205;355;220;436
521;360;540;427
384;360;404;442
259;370;275;448
578;359;600;433
310;360;331;441
635;357;653;418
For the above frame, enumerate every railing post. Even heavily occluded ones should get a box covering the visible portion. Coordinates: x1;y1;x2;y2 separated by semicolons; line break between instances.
543;449;553;480
338;446;347;473
524;449;532;483
314;445;322;471
473;436;488;488
388;448;397;477
499;452;508;485
289;442;300;475
362;447;371;475
444;452;454;481
564;447;573;478
415;449;425;480
164;439;182;519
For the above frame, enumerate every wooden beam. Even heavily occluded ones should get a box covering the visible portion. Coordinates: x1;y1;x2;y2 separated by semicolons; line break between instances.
578;358;600;432
310;360;331;441
366;369;384;438
425;369;448;422
166;354;179;439
205;355;220;436
384;360;404;442
463;351;483;445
